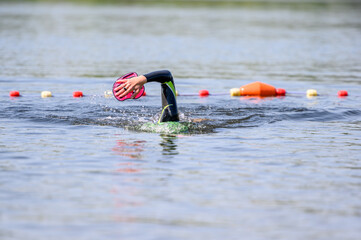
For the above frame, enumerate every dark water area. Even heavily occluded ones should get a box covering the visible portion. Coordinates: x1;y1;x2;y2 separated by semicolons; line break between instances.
1;2;361;240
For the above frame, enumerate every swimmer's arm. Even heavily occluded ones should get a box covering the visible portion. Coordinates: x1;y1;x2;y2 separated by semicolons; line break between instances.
115;70;173;98
143;70;173;84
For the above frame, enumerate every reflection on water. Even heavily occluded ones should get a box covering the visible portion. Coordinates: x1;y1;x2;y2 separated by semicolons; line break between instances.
160;134;179;156
112;139;146;173
112;139;146;160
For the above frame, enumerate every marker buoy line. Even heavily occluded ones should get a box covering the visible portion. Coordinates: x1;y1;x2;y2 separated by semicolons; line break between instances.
176;92;200;96
4;79;349;99
176;91;227;97
177;89;349;98
5;89;349;98
9;91;20;97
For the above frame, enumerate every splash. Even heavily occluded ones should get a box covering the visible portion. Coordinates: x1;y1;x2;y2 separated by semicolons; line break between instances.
139;122;190;134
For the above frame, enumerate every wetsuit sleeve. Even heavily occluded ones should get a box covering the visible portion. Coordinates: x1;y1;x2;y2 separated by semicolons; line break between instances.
144;70;173;83
144;70;179;122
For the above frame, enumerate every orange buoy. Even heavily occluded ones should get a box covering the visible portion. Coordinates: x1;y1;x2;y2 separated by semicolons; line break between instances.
239;81;276;97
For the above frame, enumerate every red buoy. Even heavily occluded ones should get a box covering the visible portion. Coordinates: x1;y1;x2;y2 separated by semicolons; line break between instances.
337;90;348;97
276;88;286;96
9;91;20;97
73;91;83;98
199;89;209;97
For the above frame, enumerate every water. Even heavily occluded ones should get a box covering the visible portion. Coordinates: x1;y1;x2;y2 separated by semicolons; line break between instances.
1;2;361;240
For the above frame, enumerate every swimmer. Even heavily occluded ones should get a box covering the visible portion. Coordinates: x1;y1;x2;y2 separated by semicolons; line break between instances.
114;70;179;122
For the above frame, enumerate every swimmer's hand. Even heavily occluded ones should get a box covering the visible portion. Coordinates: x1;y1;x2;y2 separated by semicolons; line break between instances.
114;75;147;99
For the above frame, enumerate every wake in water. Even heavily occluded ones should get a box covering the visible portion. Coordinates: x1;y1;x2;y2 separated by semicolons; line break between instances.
2;95;359;135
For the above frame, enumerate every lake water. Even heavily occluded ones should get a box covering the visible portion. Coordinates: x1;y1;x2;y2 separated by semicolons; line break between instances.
1;2;361;240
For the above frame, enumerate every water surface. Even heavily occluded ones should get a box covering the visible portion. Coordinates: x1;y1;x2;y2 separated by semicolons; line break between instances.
0;2;361;240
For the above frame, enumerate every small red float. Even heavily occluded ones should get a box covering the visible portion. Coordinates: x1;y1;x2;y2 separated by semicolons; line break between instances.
199;89;209;97
337;90;348;97
276;88;286;96
9;91;20;97
73;91;83;98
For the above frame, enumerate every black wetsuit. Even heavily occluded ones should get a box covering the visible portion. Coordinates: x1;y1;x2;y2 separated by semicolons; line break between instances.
144;70;179;122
